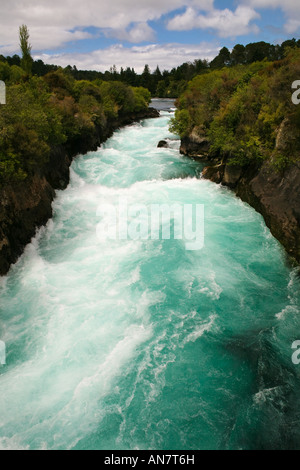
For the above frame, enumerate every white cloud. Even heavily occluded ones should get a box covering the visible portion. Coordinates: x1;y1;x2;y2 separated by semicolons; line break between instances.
1;0;297;70
35;42;220;73
244;0;300;14
0;0;213;53
241;0;300;34
104;23;156;43
285;19;300;34
0;26;94;55
167;5;260;37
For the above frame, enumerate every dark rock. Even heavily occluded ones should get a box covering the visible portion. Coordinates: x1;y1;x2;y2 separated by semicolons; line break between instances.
145;107;160;119
223;164;243;188
44;146;71;190
180;126;210;157
157;140;168;148
202;164;225;184
0;175;55;276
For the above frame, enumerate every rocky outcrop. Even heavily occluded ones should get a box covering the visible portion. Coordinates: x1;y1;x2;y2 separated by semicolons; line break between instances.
202;162;247;188
180;126;210;158
157;140;168;148
0;174;55;275
0;107;159;276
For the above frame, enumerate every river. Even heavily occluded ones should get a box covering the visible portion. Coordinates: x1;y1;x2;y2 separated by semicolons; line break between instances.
0;99;300;450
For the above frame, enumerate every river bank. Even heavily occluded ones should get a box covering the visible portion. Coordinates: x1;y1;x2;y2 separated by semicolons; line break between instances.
0;107;159;276
180;134;300;265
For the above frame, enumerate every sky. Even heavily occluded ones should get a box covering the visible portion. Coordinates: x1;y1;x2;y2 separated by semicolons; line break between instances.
0;0;299;73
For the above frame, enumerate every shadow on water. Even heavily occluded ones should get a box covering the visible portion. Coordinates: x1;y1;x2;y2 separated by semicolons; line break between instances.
224;329;300;450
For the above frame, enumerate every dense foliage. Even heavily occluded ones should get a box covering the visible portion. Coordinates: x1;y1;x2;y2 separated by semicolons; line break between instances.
2;39;299;99
170;48;300;168
0;64;151;184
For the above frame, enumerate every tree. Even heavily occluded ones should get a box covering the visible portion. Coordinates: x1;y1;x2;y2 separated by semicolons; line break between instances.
193;59;209;74
210;47;231;69
19;25;33;75
153;66;162;78
231;44;246;65
122;67;137;86
141;64;154;93
6;54;21;67
244;42;273;64
142;64;151;76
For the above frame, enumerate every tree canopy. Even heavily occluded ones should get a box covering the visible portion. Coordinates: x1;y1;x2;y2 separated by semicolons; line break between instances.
0;62;151;185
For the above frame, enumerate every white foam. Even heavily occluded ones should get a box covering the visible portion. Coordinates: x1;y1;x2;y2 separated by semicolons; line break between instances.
275;304;299;320
253;386;284;405
0;437;30;451
183;314;217;345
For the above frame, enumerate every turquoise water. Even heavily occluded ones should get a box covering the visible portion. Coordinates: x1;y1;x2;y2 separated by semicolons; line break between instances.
0;103;300;450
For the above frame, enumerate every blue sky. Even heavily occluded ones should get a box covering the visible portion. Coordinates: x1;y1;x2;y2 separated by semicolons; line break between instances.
0;0;299;72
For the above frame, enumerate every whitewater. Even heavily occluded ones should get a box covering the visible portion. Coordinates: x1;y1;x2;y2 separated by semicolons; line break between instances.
0;100;300;450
